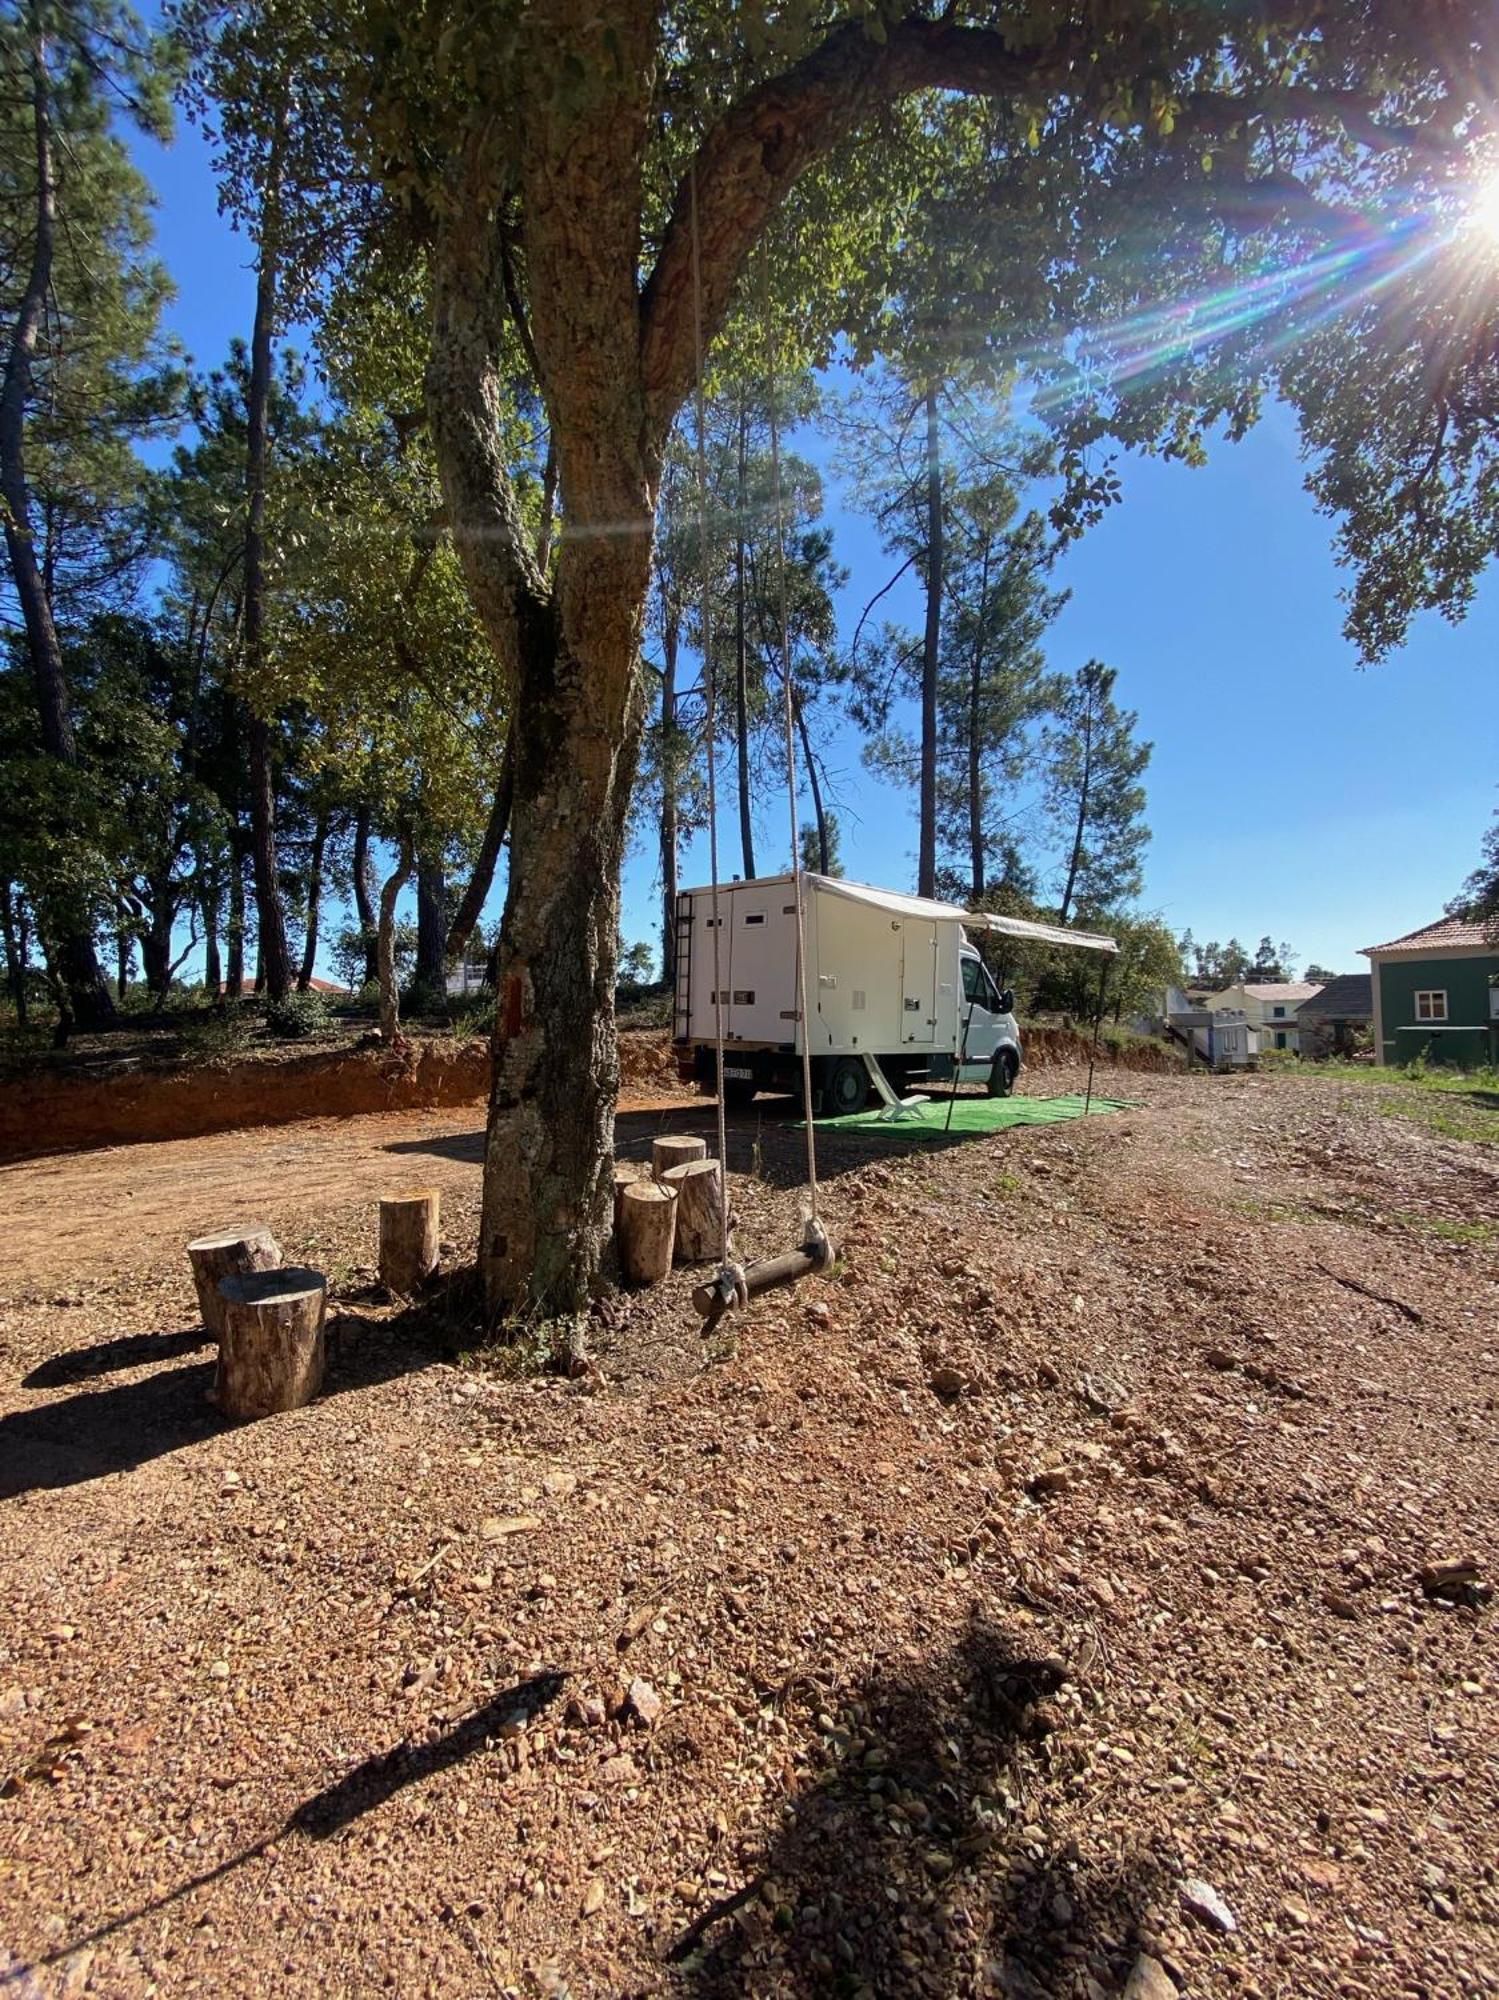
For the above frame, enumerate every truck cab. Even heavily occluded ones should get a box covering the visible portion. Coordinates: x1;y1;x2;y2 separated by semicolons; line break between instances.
957;938;1023;1095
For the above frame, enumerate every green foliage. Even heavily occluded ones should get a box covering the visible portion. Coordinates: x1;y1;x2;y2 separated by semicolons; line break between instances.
265;988;330;1038
1043;662;1151;922
1178;933;1298;989
1450;800;1499;928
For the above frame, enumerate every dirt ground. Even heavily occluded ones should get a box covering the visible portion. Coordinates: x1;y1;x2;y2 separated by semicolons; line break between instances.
1;1062;1496;1999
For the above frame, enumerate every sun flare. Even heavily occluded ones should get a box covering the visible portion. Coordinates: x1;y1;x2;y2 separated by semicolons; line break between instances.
1470;168;1499;249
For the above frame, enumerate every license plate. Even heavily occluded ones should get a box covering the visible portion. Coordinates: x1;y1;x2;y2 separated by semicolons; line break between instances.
723;1066;754;1080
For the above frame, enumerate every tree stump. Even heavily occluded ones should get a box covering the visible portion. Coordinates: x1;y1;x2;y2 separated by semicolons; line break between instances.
652;1133;706;1181
612;1160;648;1230
379;1187;440;1295
618;1181;677;1283
216;1267;328;1419
187;1226;282;1340
662;1158;727;1264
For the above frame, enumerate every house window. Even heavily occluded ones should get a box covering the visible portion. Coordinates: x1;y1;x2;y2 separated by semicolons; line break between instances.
1272;1005;1286;1018
1415;990;1448;1022
744;913;766;927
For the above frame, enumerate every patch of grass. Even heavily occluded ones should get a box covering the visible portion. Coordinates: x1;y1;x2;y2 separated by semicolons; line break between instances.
1233;1195;1315;1225
1295;1059;1499;1145
1394;1212;1499;1248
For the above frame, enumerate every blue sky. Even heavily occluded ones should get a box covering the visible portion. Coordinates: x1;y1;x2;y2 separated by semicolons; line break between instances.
132;114;1494;983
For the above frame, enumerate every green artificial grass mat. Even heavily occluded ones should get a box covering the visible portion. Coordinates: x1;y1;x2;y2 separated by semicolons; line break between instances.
808;1092;1131;1135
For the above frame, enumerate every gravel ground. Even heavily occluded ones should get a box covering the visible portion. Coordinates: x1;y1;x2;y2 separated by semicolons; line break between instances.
1;1061;1496;1999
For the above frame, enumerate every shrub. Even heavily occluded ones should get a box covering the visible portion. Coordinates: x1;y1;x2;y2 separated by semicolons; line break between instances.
266;990;331;1040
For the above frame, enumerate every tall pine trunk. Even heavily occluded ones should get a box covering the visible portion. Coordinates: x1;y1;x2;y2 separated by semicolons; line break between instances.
0;19;114;1028
351;802;378;984
201;859;221;995
918;381;942;900
2;883;27;1026
241;168;293;1002
297;809;329;991
1059;688;1095;926
658;600;680;983
446;735;514;965
792;687;830;875
967;535;992;899
377;834;414;1043
225;840;246;999
415;849;448;1002
733;400;755;878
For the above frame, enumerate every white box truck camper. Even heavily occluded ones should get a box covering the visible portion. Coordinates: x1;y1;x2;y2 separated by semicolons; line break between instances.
672;873;1116;1115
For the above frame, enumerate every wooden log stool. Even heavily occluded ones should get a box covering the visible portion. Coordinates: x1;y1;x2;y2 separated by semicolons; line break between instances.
378;1187;440;1296
652;1133;706;1181
618;1180;677;1283
216;1267;328;1418
661;1158;727;1264
186;1226;282;1339
612;1159;648;1230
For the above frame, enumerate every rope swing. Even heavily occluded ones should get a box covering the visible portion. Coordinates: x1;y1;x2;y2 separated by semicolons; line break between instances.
687;182;834;1329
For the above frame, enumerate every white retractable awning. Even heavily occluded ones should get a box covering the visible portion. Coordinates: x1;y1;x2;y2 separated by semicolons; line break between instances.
965;911;1118;955
680;872;1118;954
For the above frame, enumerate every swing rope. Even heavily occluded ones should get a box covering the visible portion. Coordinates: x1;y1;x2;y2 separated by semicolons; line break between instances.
688;166;741;1301
759;239;824;1243
685;180;829;1314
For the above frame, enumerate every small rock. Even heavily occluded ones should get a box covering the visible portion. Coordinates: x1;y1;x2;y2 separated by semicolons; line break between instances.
672;1878;699;1906
1123;1955;1178;2000
1036;1360;1062;1388
599;1753;640;1786
1029;1466;1071;1499
928;1365;967;1400
1179;1877;1237;1934
481;1514;541;1542
0;1686;25;1720
543;1471;577;1499
625;1677;663;1728
207;1659;230;1680
1279;1894;1312;1928
581;1878;606;1917
1324;1590;1359;1620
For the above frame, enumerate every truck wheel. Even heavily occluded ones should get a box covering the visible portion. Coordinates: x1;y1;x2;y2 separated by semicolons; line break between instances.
987;1048;1018;1099
827;1057;870;1116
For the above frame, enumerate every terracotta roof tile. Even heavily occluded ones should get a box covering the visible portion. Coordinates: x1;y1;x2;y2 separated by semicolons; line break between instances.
1363;914;1499;955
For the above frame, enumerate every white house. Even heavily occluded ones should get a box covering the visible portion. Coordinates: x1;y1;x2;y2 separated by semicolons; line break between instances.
1204;981;1324;1053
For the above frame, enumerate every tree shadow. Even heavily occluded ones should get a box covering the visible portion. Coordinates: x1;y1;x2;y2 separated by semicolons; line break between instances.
22;1326;211;1389
289;1670;567;1838
386;1100;981;1190
677;1612;1165;1999
15;1672;568;1978
0;1277;477;1502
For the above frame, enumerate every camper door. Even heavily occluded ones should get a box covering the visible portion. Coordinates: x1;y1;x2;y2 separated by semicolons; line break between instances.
900;918;939;1046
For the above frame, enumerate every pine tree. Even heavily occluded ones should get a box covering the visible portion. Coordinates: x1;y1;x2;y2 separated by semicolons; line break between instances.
0;0;179;1028
1044;662;1152;923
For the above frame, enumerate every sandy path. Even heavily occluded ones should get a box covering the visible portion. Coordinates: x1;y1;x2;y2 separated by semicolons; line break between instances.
0;1092;685;1296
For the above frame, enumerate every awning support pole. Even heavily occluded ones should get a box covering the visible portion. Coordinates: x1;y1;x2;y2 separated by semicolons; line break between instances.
1084;953;1111;1117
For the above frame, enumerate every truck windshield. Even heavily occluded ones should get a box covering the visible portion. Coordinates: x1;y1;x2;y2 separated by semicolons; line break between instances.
961;956;1000;1009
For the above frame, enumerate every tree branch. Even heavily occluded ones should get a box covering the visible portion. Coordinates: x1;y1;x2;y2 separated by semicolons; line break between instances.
426;147;554;694
640;16;1086;438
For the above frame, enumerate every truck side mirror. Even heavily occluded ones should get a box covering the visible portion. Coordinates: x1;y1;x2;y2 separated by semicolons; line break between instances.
999;989;1014;1014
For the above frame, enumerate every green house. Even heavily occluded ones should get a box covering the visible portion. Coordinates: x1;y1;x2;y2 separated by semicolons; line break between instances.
1364;915;1499;1069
